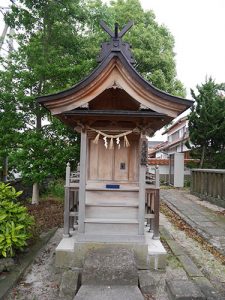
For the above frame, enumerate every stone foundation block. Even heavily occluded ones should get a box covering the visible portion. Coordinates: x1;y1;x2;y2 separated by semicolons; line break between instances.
138;270;161;294
74;285;144;300
82;248;138;286
59;270;80;300
149;253;167;270
166;279;206;300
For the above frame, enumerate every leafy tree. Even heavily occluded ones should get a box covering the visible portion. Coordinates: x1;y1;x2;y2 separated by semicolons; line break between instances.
1;0;185;203
108;0;185;97
188;78;225;168
0;61;24;181
1;0;99;203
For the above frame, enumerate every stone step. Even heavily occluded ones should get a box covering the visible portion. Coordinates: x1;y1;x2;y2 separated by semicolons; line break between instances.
74;285;144;300
81;248;138;286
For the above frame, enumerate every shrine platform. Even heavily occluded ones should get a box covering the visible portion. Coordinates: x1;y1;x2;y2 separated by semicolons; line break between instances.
55;227;167;271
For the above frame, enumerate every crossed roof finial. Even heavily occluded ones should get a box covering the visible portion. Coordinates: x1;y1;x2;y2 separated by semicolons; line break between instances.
97;20;135;64
100;20;133;40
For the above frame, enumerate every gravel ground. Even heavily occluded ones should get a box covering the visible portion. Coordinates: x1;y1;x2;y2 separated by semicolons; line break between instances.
160;213;225;296
5;207;225;300
6;229;63;300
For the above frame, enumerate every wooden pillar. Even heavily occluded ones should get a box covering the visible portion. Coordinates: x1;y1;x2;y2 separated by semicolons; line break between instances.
138;135;147;235
63;162;71;237
78;130;87;233
153;189;160;240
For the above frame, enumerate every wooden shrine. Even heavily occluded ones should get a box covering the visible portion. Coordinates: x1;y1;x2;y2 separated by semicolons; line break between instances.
37;21;193;268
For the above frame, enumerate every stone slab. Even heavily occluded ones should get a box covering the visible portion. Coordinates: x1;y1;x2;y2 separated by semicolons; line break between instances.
203;227;225;236
193;221;216;228
82;248;138;286
166;239;185;256
74;285;144;300
55;233;149;270
159;225;174;240
59;270;80;300
0;258;14;272
193;277;225;300
138;270;161;294
178;255;203;278
166;280;206;300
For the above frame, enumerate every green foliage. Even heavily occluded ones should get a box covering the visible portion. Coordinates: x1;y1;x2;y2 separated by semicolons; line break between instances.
10;120;80;184
45;179;65;200
0;0;185;189
107;0;186;97
0;182;23;202
0;183;34;257
188;78;225;168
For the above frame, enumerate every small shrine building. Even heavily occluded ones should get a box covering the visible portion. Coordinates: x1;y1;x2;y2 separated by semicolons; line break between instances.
37;21;193;268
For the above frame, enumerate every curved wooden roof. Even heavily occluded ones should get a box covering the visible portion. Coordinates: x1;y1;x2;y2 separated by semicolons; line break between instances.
37;52;193;118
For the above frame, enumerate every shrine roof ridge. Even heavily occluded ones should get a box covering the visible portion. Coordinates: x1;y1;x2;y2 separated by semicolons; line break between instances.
37;50;193;110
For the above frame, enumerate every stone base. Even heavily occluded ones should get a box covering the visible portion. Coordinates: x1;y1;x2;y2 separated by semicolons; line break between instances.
166;280;206;300
55;228;167;271
74;285;144;300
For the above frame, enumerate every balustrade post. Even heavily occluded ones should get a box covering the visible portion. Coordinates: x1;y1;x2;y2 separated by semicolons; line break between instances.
155;165;160;189
153;189;160;240
63;162;71;237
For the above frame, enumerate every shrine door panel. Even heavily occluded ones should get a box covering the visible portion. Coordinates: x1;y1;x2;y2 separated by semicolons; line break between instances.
89;139;113;180
89;138;138;182
114;146;129;181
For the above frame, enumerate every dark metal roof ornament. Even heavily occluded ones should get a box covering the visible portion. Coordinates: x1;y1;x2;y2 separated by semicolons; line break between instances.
97;20;135;64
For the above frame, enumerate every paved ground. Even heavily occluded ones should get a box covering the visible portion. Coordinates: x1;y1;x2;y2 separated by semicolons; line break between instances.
3;188;225;299
161;188;225;256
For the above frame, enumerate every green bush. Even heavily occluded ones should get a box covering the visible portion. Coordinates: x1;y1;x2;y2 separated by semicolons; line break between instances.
0;182;23;202
45;179;64;200
0;183;34;258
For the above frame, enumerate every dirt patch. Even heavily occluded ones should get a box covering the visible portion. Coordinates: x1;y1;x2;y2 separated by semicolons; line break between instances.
26;198;64;236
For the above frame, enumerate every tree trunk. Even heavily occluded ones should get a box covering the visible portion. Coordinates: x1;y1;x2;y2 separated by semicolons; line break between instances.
32;102;42;205
3;156;8;182
32;182;39;204
200;145;205;168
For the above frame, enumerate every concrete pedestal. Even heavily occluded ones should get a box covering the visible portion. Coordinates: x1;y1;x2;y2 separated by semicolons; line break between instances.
55;228;167;270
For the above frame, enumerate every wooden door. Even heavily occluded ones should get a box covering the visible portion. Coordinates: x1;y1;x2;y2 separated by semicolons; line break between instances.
88;137;138;182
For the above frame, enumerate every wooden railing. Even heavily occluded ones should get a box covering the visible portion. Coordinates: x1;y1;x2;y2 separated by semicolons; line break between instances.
63;162;79;237
145;166;160;239
191;169;225;208
63;163;160;239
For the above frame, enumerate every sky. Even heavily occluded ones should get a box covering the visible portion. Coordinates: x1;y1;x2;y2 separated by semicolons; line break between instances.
1;0;225;140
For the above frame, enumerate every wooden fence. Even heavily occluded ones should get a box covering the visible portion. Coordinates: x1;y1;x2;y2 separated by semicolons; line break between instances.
191;169;225;208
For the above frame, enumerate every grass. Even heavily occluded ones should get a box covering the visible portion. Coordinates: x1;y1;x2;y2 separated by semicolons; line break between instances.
42;179;64;201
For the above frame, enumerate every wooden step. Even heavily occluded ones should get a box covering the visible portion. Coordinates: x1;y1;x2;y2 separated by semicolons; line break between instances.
86;206;138;219
85;203;138;207
85;222;139;235
86;190;138;206
85;218;138;224
86;187;139;191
